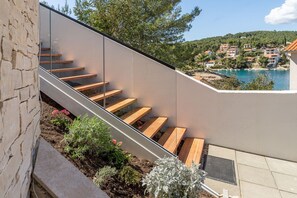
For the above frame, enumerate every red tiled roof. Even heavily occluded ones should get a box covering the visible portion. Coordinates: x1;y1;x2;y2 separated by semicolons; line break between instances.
286;39;297;51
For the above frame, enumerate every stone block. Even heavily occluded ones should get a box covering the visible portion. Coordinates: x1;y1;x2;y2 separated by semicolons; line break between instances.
0;60;16;100
13;69;22;89
20;169;31;198
23;56;31;70
2;97;20;152
12;51;23;69
21;70;34;87
19;86;30;102
20;101;33;133
0;141;23;194
0;0;9;26
31;55;39;69
27;95;39;113
29;84;37;98
2;37;13;61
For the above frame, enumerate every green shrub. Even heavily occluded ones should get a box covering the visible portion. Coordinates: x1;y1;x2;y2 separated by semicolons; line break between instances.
119;165;141;186
142;156;206;198
50;109;71;130
242;74;274;90
64;115;112;159
93;166;117;187
105;140;130;169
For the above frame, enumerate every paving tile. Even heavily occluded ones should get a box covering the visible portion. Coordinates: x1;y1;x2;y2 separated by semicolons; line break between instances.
236;151;269;169
280;191;297;198
273;172;297;194
266;158;297;177
208;145;236;161
205;178;241;197
240;181;281;198
238;164;276;188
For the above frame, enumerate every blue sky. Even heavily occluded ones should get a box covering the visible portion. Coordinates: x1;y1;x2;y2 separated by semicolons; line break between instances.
44;0;297;41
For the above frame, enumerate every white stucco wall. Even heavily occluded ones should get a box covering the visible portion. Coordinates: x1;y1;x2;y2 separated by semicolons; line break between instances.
0;0;40;197
290;53;297;90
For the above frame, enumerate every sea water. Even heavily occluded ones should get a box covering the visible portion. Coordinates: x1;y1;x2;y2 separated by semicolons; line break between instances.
215;69;289;90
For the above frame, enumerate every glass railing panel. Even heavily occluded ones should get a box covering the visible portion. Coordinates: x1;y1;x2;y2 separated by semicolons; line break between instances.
39;4;107;108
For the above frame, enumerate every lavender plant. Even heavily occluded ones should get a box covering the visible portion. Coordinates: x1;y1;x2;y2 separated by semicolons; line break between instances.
142;156;206;198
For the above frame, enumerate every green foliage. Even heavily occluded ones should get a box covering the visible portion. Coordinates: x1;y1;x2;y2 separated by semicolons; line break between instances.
242;74;274;90
119;166;141;186
74;0;201;67
182;31;297;67
41;0;72;15
50;109;71;130
205;76;242;90
58;0;72;15
142;157;206;198
258;55;269;67
64;115;112;159
207;74;274;90
93;166;117;187
105;145;130;169
236;55;248;69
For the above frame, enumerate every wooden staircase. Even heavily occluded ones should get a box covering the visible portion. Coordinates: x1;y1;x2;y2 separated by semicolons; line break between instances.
39;48;205;167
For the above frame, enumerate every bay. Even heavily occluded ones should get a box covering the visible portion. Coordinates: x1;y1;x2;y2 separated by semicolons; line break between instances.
215;69;290;90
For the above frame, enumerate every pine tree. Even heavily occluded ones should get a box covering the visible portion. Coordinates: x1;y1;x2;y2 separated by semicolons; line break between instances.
74;0;201;66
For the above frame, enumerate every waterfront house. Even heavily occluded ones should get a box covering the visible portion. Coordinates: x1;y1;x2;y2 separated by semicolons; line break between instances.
219;43;230;53
226;46;239;58
243;43;252;49
264;48;280;67
205;60;216;68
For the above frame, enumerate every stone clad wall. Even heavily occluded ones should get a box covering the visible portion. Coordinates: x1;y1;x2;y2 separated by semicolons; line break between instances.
0;0;40;197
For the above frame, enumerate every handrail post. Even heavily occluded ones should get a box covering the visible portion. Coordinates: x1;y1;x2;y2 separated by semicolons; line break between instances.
103;36;106;108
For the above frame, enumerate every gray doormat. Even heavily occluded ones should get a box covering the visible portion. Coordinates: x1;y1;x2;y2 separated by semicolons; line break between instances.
203;155;237;185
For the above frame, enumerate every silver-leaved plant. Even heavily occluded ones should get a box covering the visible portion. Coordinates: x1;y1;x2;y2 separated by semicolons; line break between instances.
142;156;206;198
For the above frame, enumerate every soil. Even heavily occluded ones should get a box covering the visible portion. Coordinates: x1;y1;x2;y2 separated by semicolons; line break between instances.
38;93;214;198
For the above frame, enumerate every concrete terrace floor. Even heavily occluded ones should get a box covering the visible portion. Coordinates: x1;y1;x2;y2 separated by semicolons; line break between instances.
205;145;297;198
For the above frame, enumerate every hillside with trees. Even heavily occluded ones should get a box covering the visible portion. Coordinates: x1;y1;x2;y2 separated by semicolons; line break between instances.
179;31;297;69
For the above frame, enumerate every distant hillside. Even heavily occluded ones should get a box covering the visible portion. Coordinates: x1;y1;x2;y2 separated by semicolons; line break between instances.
186;30;297;54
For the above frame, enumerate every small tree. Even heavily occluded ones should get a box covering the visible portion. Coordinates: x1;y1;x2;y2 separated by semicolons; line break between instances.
258;56;269;68
242;74;274;90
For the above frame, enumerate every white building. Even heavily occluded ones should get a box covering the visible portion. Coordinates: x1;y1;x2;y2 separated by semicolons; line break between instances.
264;48;280;67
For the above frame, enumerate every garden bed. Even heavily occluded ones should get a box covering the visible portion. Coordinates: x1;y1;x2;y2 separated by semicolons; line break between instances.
39;93;213;198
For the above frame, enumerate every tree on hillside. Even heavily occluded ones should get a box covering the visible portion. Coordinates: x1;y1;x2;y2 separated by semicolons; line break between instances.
74;0;201;67
236;55;248;69
195;53;210;68
258;55;269;68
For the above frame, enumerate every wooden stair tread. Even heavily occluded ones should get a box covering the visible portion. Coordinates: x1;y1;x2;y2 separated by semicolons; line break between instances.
41;47;50;51
106;98;137;113
40;53;62;57
48;67;85;73
158;127;186;153
141;117;168;138
74;82;108;92
178;138;205;167
89;90;122;102
60;73;97;81
121;107;152;125
40;60;73;64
